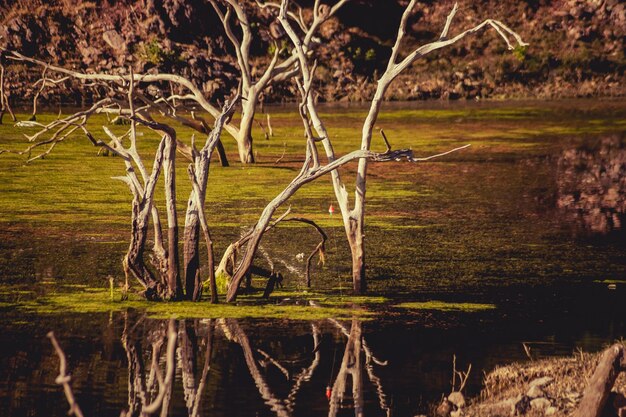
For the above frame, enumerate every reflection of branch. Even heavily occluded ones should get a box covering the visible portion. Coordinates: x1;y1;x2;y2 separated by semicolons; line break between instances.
119;316;177;417
47;332;85;417
328;319;363;417
257;348;290;380
328;318;390;415
286;324;321;413
143;319;177;416
220;319;291;417
283;217;327;288
191;320;214;417
179;321;199;413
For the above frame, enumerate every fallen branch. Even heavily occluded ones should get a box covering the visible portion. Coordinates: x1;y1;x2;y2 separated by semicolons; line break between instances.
574;343;625;417
47;331;85;417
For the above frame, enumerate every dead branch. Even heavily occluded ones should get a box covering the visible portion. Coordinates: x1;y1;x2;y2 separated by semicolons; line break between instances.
47;331;85;417
451;354;472;392
30;65;49;120
282;217;327;287
574;343;625;417
280;0;524;294
4;49;240;139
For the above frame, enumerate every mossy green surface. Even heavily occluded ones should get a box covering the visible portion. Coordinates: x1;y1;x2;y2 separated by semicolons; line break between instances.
395;300;496;312
1;101;626;313
1;285;374;319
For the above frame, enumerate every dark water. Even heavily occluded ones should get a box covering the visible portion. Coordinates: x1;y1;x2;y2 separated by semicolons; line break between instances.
1;290;625;417
2;104;626;416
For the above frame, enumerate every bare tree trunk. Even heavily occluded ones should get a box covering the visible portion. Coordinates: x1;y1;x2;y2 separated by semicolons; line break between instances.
123;138;169;300
183;193;204;300
574;344;625;417
236;92;257;164
347;223;366;294
163;134;182;299
183;149;213;301
215;139;229;167
0;63;16;124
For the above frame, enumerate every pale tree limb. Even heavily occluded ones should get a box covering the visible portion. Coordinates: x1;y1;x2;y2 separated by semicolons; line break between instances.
280;0;525;294
183;95;239;302
30;65;49;121
46;331;85;417
207;0;349;163
574;343;626;417
4;50;240;140
283;217;327;288
285;323;321;413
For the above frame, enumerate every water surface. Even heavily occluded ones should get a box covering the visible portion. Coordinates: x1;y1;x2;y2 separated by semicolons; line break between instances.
1;100;626;416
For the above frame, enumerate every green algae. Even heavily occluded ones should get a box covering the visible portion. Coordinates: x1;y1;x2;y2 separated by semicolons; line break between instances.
395;300;496;312
593;279;626;285
2;102;626;302
8;286;373;320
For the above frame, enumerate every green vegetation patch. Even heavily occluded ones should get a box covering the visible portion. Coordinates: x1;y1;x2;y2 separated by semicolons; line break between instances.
12;287;373;320
593;279;626;285
395;300;496;312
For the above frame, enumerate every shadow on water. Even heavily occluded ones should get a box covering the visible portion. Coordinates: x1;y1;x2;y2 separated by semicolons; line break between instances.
1;292;625;417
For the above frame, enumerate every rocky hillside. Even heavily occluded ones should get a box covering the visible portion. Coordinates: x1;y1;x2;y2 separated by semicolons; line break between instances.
1;0;624;104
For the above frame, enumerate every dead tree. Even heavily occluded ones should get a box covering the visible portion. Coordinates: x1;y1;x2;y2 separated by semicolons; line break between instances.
574;343;626;417
222;1;474;302
0;51;242;301
278;0;527;293
208;0;349;163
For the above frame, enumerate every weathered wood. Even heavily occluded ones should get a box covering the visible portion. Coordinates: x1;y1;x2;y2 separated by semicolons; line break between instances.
122;137;169;300
47;332;85;417
574;343;625;417
163;133;182;299
183;99;238;302
279;0;526;295
0;61;17;124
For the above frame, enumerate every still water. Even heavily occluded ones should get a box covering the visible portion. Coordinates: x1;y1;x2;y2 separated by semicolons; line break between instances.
1;101;626;416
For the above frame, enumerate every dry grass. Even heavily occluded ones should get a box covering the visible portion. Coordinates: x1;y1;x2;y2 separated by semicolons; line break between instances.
465;343;626;417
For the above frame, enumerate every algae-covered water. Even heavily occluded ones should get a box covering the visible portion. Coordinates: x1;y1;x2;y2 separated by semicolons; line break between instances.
1;100;625;416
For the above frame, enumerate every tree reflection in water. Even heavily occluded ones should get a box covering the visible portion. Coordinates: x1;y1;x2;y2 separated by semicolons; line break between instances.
48;316;391;417
557;133;626;234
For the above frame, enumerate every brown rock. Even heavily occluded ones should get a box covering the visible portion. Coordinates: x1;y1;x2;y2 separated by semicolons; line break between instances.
529;376;554;388
448;391;466;409
436;399;453;417
530;397;551;411
527;384;545;399
103;30;126;52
